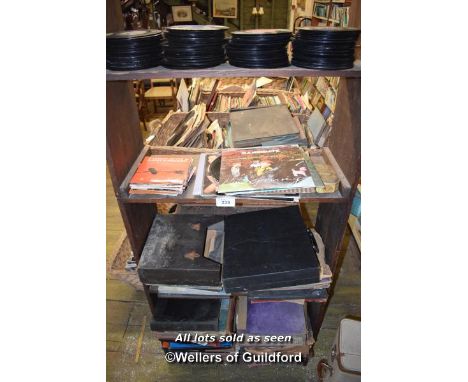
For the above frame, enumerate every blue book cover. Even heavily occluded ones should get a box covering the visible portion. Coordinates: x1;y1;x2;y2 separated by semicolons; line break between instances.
246;301;305;335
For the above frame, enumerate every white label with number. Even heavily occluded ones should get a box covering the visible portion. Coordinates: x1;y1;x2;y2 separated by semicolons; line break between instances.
216;196;236;207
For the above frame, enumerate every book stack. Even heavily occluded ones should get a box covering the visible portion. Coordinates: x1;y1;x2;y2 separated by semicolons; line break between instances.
217;145;323;197
283;93;308;113
306;107;329;147
256;94;282;108
211;94;243;112
129;155;195;196
137;207;332;357
228;105;308;147
149;104;215;148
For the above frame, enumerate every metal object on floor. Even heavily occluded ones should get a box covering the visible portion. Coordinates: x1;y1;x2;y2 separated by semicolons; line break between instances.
317;318;361;381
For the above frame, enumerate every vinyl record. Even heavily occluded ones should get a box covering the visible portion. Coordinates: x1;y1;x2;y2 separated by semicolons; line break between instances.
291;27;360;71
227;41;288;50
166;25;228;38
162;25;227;68
167;25;228;32
163;45;225;56
107;29;163;71
106;30;163;40
162;60;225;69
229;59;289;69
291;58;354;70
163;38;227;48
226;29;291;68
208;156;221;182
231;29;291;42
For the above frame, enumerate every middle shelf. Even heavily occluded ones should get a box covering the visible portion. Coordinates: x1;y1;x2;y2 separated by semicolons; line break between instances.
118;145;350;206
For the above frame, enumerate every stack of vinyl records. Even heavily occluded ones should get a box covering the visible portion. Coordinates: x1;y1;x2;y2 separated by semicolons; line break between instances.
163;25;228;69
106;30;163;71
227;29;291;68
292;27;360;70
128;154;195;196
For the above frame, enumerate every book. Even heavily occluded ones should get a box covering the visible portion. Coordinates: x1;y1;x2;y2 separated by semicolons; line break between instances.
218;145;323;195
129;155;194;195
307;108;327;145
241;300;311;346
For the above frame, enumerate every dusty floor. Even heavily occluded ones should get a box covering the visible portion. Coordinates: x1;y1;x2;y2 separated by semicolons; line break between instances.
106;108;361;381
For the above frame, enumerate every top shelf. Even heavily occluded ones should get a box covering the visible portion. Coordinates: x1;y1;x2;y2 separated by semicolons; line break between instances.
106;61;361;81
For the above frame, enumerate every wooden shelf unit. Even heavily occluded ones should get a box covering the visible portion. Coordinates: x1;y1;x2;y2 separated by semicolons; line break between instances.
106;0;360;340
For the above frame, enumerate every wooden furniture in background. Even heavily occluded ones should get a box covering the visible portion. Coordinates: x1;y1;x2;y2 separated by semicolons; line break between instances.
133;80;148;131
144;78;177;114
311;0;352;27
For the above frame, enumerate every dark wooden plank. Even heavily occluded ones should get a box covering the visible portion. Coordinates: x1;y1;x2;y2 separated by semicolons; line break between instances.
119;192;344;205
117;145;349;205
107;78;157;261
106;0;124;33
309;75;361;338
327;77;361;191
106;62;361;81
106;81;144;188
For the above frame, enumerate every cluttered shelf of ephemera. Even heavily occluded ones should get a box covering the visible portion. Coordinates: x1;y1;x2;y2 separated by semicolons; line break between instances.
120;76;350;206
119;74;347;359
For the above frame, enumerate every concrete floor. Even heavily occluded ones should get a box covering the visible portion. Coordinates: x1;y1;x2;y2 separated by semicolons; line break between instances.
106;106;361;381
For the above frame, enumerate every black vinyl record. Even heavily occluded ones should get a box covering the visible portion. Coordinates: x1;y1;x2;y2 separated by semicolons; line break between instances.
231;29;291;41
291;58;354;70
162;25;227;68
229;59;290;69
226;29;291;68
291;27;360;71
106;30;163;40
166;25;228;32
107;29;163;71
208;157;221;181
162;60;225;69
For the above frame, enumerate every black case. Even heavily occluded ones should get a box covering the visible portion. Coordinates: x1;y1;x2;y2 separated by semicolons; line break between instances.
149;297;221;332
222;206;321;292
138;214;223;286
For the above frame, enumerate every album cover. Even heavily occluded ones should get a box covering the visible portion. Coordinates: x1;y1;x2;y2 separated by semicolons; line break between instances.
129;155;193;188
218;145;319;194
